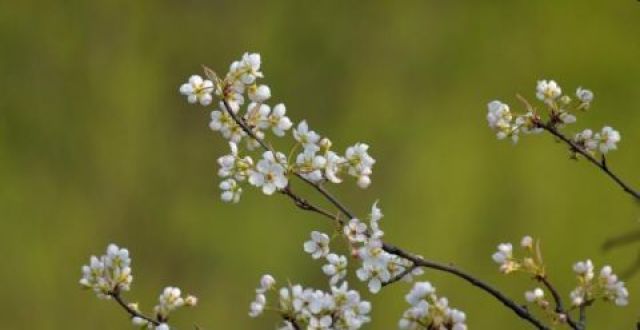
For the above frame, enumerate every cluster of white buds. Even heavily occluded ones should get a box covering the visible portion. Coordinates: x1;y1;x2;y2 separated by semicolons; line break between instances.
399;281;467;330
249;274;372;329
492;236;629;318
80;244;196;330
524;288;548;308
486;79;623;154
80;244;132;299
573;126;621;156
491;235;543;275
179;52;376;203
349;203;423;293
153;287;197;321
569;260;628;307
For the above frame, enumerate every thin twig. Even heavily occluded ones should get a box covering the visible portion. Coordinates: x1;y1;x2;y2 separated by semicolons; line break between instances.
579;304;587;329
283;315;301;330
536;275;579;329
109;290;160;326
382;264;417;287
537;122;640;201
218;99;550;330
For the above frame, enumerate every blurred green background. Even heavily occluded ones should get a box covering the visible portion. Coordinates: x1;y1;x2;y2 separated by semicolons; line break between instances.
1;0;639;329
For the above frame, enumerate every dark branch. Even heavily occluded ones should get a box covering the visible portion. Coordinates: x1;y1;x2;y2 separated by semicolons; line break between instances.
109;290;160;326
536;275;579;329
538;122;640;201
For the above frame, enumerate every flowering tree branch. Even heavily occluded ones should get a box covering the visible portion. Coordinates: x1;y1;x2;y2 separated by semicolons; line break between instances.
537;121;640;201
80;54;633;330
79;244;198;330
216;88;550;330
490;91;639;202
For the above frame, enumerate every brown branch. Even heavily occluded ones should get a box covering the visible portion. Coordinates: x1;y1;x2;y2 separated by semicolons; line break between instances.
109;290;160;326
537;122;640;201
536;275;579;329
218;99;550;330
579;304;587;329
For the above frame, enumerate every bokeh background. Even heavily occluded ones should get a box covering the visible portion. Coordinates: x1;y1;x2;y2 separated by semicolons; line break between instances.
1;0;639;329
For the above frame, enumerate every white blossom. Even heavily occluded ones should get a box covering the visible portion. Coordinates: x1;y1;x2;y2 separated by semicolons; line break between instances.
399;281;467;330
524;288;545;303
249;151;288;195
296;149;327;183
356;239;391;293
324;151;345;184
154;286;186;319
155;324;169;330
80;244;132;299
536;79;562;102
600;265;628;306
520;236;533;249
244;102;271;137
209;109;245;143
576;87;594;108
257;274;276;294
558;111;576;125
304;231;331;259
345;143;375;188
267;104;293;137
248;84;271;103
322;254;348;285
596;126;620;154
229;52;263;85
219;178;242;203
486;100;518;142
179;75;214;106
131;317;148;327
369;201;384;239
573;259;595;281
574;129;598;152
344;219;367;243
184;295;198;307
217;142;253;181
569;260;628;308
249;293;266;317
293;120;321;152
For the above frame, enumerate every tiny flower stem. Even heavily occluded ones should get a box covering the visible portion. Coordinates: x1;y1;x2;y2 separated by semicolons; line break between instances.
536;275;580;329
109;290;160;326
538;122;640;201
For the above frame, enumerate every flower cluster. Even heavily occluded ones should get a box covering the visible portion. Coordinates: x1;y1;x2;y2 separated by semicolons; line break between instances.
249;274;372;329
80;243;133;298
348;203;423;293
491;235;543;275
573;126;621;156
524;287;547;308
486;79;621;155
399;281;467;330
493;235;629;323
569;260;628;307
179;52;376;203
80;244;196;330
154;287;197;321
